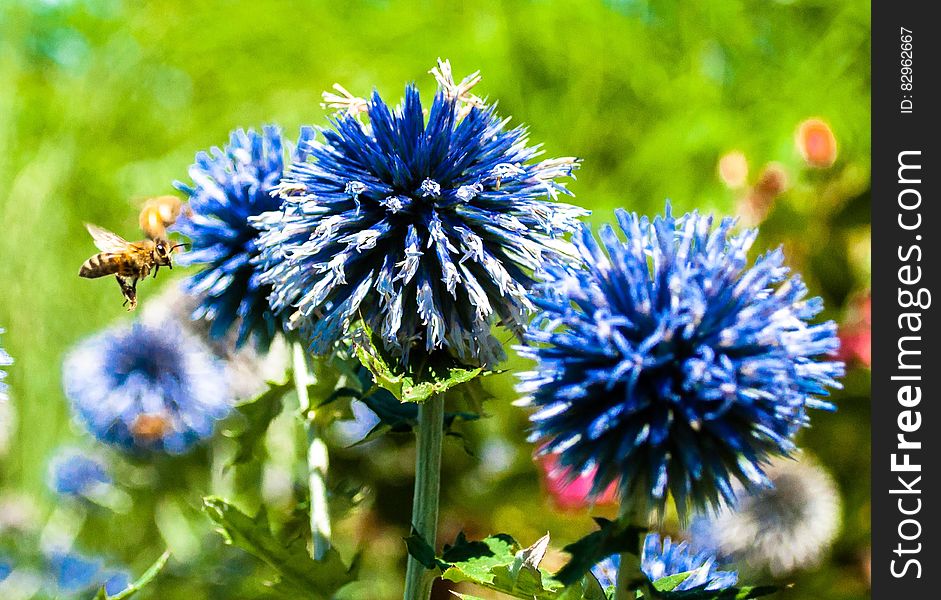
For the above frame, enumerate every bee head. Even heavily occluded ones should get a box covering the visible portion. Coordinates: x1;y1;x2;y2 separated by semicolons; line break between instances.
153;240;173;266
153;240;188;267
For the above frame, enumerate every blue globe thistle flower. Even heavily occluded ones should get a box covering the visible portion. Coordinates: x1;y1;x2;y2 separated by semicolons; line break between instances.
1;327;12;405
174;125;316;349
48;449;111;497
592;534;737;592
255;61;587;366
517;205;844;518
0;558;11;582
63;322;232;454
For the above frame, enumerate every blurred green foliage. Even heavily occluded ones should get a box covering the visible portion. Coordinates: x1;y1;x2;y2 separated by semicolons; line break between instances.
0;0;870;599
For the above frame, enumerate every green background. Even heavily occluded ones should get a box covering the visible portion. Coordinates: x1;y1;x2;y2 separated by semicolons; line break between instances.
0;1;870;598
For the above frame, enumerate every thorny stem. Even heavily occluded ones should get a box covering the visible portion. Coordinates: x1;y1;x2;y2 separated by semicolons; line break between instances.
293;341;332;560
402;394;445;600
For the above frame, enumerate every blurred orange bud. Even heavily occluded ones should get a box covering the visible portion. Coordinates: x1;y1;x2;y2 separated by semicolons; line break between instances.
796;118;838;168
738;163;788;225
717;151;749;189
754;162;789;197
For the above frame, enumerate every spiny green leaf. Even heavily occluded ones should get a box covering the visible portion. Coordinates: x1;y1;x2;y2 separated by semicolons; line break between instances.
649;585;778;600
731;586;778;599
352;324;487;403
408;531;606;599
404;528;448;571
440;533;517;587
202;497;356;599
652;571;694;592
225;380;292;467
555;518;645;586
93;550;171;600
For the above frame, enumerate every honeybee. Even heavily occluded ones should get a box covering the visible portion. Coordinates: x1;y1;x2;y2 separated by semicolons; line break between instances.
139;195;187;241
79;223;185;311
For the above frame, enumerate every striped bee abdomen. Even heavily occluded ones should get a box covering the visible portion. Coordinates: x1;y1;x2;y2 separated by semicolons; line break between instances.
80;253;124;278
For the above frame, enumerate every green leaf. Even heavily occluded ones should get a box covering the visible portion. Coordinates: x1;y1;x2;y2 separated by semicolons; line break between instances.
404;528;448;571
555;518;645;586
225;380;292;466
652;572;695;592
649;585;778;600
352;324;486;403
405;531;606;600
731;587;778;599
203;497;356;599
93;550;171;599
440;533;517;587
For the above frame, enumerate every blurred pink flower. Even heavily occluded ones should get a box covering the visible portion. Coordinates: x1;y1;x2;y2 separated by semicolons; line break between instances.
538;455;618;510
839;293;871;368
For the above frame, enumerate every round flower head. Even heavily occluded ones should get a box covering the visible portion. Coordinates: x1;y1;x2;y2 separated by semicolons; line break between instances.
174;125;316;349
63;322;232;454
255;60;586;366
687;455;841;575
47;449;111;498
518;204;843;519
592;534;737;592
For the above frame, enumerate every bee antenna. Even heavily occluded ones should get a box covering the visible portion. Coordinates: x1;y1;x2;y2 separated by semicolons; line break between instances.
171;243;190;251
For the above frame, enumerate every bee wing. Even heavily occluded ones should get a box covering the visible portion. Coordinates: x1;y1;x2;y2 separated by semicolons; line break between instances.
85;223;130;253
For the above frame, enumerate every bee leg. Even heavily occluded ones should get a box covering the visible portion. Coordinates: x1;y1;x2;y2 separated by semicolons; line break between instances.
128;278;139;311
117;276;139;311
153;265;159;278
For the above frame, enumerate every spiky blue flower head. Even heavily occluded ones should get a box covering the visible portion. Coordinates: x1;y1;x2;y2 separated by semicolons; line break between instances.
48;449;111;497
174;125;316;349
0;327;11;405
592;534;737;592
517;204;844;519
63;322;232;454
254;61;587;367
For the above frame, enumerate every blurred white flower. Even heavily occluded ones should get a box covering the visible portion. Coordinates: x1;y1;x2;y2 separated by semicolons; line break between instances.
0;393;14;457
687;454;841;576
0;494;41;535
333;400;381;447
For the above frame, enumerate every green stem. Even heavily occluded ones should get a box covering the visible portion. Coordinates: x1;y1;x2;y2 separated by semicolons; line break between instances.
614;554;638;600
614;504;648;600
402;394;445;600
293;341;331;560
